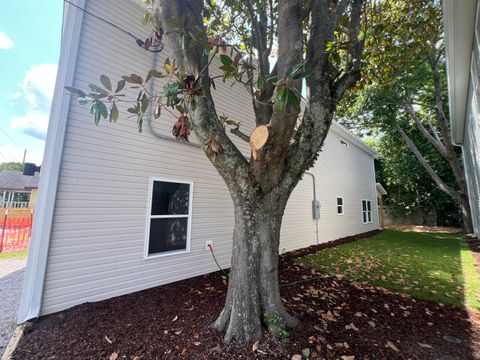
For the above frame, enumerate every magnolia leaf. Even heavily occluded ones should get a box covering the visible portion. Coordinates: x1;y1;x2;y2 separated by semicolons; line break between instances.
110;102;119;122
88;84;108;95
154;103;161;119
219;64;236;73
115;79;126;93
100;75;112;91
65;86;86;98
97;101;108;119
220;54;233;66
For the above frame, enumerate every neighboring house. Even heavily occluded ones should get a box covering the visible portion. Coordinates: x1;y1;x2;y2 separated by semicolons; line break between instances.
0;170;39;209
443;0;480;237
18;0;380;322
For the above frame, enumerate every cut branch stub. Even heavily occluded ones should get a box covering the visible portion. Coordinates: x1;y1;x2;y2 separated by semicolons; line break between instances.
249;125;270;161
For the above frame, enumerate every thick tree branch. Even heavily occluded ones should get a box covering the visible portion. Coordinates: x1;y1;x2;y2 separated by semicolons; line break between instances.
428;51;451;144
155;1;251;199
426;112;443;144
395;123;463;203
230;127;250;142
402;103;448;159
242;0;268;74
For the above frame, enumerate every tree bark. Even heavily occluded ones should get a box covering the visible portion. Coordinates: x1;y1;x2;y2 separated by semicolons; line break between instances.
459;196;474;234
151;0;365;342
395;123;474;233
213;192;298;342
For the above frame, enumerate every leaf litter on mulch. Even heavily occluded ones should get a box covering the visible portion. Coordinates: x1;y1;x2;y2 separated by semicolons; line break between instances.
12;231;480;359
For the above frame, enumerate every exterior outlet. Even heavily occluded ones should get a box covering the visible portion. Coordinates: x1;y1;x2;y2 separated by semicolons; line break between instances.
205;240;213;251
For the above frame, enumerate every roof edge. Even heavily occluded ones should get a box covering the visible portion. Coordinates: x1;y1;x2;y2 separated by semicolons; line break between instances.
443;0;477;145
330;121;379;158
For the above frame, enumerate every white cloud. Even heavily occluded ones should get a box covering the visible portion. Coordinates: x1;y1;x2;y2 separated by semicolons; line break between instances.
10;64;58;141
0;32;14;50
11;111;49;141
0;143;44;165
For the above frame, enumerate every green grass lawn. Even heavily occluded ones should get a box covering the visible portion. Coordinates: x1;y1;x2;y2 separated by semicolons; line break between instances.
0;249;28;260
297;229;480;311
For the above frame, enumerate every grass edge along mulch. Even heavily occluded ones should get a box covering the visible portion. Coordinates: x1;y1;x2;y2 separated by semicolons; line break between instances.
297;229;480;312
12;229;480;360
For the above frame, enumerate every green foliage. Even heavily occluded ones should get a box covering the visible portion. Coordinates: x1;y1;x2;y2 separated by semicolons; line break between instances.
298;229;480;311
263;314;289;341
373;129;462;225
0;162;23;171
337;0;464;225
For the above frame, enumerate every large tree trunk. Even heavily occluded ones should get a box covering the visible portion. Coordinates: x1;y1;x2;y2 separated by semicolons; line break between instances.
459;196;474;234
213;192;298;342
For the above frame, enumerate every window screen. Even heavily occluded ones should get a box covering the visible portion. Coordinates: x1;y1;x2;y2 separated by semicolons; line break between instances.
337;197;344;214
147;180;192;256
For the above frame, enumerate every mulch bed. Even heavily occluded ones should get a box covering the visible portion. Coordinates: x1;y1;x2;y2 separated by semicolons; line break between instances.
12;231;480;360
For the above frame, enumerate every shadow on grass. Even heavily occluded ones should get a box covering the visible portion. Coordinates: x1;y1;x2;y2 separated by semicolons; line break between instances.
296;229;480;358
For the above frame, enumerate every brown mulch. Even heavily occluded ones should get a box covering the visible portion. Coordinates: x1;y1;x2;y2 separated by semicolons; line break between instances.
12;231;480;360
385;225;464;234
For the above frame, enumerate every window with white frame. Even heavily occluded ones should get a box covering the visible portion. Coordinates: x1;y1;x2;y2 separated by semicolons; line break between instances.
146;179;192;257
337;197;344;215
362;200;372;224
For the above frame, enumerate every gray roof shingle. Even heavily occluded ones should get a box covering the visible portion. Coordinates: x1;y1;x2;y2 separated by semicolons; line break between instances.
0;170;40;191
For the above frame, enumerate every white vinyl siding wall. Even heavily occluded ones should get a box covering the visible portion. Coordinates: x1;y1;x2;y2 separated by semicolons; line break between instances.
39;0;378;315
464;24;480;236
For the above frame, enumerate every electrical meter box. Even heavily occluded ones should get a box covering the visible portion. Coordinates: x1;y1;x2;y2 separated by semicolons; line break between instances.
312;200;321;220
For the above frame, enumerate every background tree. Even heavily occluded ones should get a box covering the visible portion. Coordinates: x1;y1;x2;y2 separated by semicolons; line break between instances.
370;130;462;226
0;162;23;171
339;0;473;232
67;0;369;342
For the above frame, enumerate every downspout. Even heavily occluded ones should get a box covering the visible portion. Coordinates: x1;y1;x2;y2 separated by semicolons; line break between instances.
305;171;319;245
147;50;202;149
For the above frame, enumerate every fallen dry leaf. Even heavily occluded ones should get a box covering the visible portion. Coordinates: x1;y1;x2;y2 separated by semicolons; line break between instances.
105;336;113;344
321;311;336;322
345;323;359;331
341;356;355;360
109;352;118;360
386;341;399;352
368;321;376;328
252;340;260;352
417;342;433;348
291;355;302;360
172;315;178;322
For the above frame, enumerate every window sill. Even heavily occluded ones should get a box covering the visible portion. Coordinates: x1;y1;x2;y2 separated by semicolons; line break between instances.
144;248;190;260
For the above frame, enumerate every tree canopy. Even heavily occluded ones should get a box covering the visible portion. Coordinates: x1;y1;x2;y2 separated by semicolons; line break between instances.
338;0;472;231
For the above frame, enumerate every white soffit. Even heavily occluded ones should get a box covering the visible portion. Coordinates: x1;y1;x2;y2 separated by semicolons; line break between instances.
443;0;477;145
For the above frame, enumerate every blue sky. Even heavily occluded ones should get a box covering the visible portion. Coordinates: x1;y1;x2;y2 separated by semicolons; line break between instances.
0;0;63;165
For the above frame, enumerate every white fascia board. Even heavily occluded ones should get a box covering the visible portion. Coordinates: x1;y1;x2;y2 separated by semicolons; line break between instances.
376;183;387;196
443;0;477;145
17;0;85;323
330;121;379;158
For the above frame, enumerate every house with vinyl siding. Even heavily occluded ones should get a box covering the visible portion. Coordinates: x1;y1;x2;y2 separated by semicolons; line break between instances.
443;0;480;237
18;0;381;322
